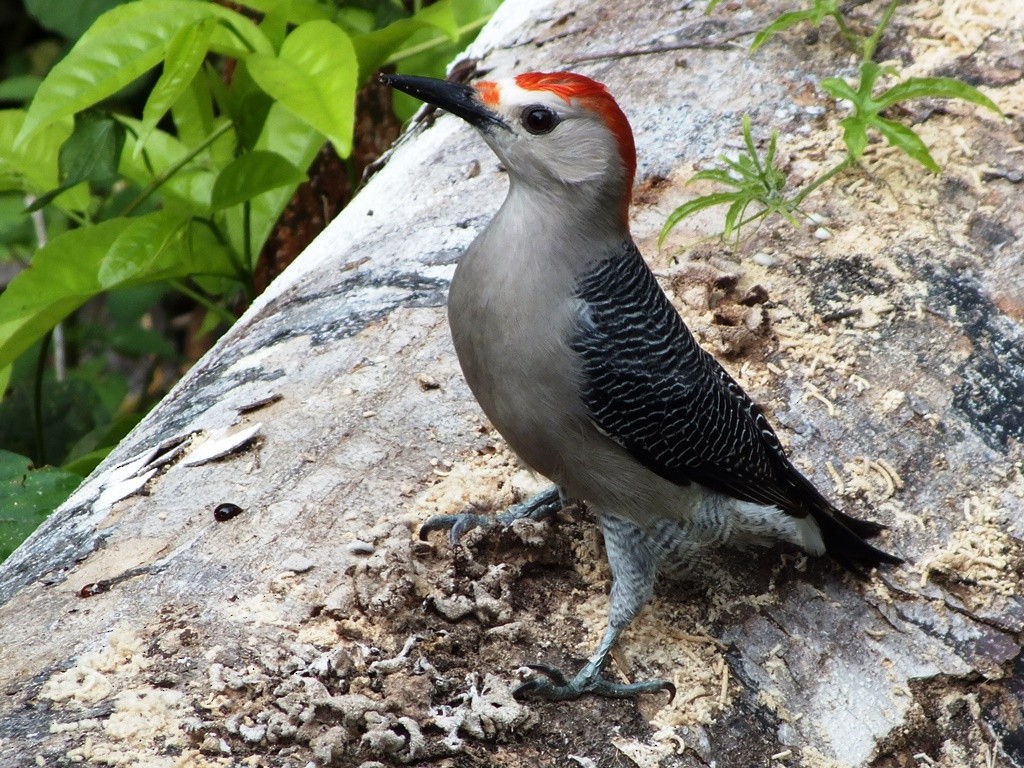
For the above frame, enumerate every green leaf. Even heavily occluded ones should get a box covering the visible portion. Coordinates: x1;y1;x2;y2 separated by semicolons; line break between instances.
689;168;742;187
0;110;60;192
662;110;803;243
247;20;358;157
871;115;939;171
388;0;500;120
723;197;750;239
87;0;272;57
0;195;43;245
820;76;859;103
750;10;816;53
0;110;90;212
136;17;218;155
824;62;997;173
16;0;270;145
0;212;234;370
409;0;460;39
0;357;129;465
61;448;115;477
95;211;206;286
221;102;324;264
210;61;272;153
874;76;1001;115
741;114;762;174
108;324;176;357
659;192;743;245
0;451;83;562
231;0;333;24
335;8;376;36
856;60;885;99
0;76;41;103
211;150;306;211
839;116;869;159
351;0;459;81
171;66;216;150
721;154;760;183
118;117;220;212
24;0;128;41
27;112;126;211
60;112;125;187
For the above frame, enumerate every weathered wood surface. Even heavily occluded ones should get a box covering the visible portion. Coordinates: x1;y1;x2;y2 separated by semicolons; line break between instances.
2;1;1022;766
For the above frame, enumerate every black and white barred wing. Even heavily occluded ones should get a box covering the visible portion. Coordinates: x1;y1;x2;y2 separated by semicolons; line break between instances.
571;243;811;518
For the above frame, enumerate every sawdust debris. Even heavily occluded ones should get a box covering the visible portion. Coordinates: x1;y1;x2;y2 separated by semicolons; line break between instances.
918;493;1019;599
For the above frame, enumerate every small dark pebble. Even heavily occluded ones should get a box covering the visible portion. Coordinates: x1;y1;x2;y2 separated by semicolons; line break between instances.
214;503;245;522
79;581;111;598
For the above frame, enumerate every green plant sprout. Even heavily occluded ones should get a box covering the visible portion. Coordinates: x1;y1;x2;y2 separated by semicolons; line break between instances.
662;0;1002;244
820;60;999;173
709;0;862;55
660;116;804;244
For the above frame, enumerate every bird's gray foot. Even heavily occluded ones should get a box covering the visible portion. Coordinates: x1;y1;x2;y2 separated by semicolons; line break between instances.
515;661;675;702
512;513;672;702
419;485;564;545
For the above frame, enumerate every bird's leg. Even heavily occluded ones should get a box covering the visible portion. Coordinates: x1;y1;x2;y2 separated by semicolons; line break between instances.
515;514;675;701
419;485;565;545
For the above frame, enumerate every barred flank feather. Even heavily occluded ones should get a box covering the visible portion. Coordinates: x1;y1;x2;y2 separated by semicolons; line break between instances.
572;241;900;567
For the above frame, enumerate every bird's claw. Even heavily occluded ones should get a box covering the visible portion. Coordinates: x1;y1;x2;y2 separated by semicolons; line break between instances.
418;486;564;545
418;513;494;545
522;663;569;687
514;663;676;702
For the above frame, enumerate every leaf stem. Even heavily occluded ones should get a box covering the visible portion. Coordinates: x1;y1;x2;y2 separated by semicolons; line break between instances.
792;155;855;206
168;279;237;326
383;17;491;65
831;9;863;54
32;330;51;468
26;196;66;383
243;199;253;272
863;0;901;62
192;216;253;297
121;121;232;217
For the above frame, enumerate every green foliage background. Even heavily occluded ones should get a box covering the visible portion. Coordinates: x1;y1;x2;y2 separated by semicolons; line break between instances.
0;0;500;562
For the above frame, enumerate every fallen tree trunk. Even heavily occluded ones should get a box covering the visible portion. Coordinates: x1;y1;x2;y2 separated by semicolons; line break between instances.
2;0;1022;766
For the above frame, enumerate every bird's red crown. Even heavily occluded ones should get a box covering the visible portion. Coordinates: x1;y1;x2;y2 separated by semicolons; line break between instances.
513;72;637;192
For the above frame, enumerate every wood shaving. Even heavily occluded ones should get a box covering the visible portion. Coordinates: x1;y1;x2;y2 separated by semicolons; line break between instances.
849;374;871;394
918;494;1019;598
841;456;904;501
825;461;845;495
803;383;837;417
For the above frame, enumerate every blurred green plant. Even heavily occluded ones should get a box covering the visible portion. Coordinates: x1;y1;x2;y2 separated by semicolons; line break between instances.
0;451;82;562
661;0;1001;245
0;0;501;562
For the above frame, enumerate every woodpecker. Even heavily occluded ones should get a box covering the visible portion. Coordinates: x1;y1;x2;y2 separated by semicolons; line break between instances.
382;71;901;702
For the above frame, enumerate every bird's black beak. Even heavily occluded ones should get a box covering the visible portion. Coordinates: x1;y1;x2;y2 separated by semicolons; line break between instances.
380;73;508;131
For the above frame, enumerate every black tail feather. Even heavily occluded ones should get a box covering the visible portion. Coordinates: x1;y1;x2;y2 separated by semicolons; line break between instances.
814;507;903;572
831;508;890;540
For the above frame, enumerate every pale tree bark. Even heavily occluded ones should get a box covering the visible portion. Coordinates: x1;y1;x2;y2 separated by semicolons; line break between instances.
1;1;1022;766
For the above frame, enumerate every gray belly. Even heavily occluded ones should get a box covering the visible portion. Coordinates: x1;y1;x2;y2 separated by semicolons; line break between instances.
447;260;588;483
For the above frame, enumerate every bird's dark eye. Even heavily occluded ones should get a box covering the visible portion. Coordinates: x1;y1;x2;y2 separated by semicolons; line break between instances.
522;106;558;135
